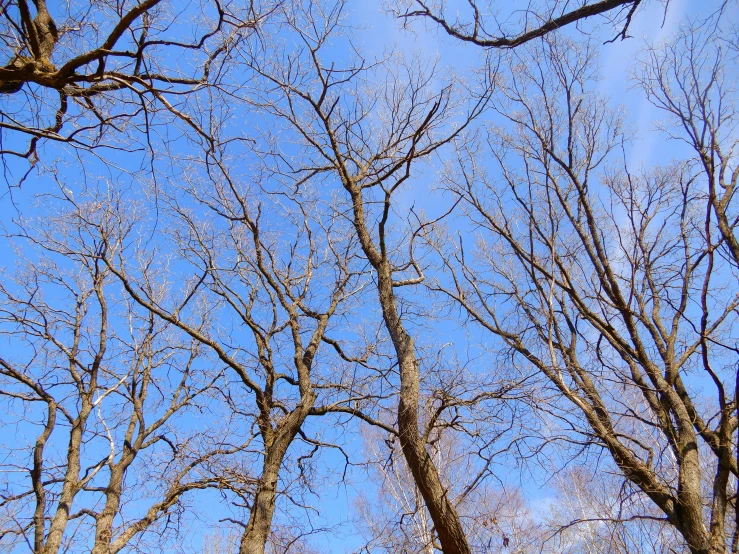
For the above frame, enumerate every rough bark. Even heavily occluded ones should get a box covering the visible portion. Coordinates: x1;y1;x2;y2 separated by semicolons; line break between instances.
239;396;316;554
343;180;471;554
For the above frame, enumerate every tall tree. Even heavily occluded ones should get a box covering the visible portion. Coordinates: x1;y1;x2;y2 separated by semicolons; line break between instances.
230;2;519;552
637;11;738;270
434;32;739;554
0;0;261;165
98;143;387;553
0;185;233;554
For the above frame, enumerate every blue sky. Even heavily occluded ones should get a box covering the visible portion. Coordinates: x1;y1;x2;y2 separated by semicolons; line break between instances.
1;0;737;552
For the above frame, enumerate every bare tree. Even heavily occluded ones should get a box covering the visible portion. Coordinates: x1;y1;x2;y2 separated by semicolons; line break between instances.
227;2;523;552
355;423;539;553
203;528;241;554
636;11;739;270
542;465;689;554
356;425;462;554
0;185;234;554
202;524;321;554
0;0;262;166
6;3;730;554
92;134;389;553
433;33;739;554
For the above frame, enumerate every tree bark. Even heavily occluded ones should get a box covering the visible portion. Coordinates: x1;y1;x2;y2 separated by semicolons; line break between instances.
239;395;316;554
344;180;471;554
376;264;471;554
91;460;132;554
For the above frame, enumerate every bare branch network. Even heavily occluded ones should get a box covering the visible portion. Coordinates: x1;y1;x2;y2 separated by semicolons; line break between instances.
0;1;737;554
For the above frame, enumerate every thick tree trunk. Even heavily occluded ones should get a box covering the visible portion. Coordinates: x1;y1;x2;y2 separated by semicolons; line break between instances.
689;541;726;554
239;459;282;554
41;406;90;554
91;459;133;554
91;481;123;554
343;180;471;554
239;396;315;554
376;264;471;554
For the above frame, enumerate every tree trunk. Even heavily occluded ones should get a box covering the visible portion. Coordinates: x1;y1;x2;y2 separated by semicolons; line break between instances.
239;396;315;554
343;180;471;554
239;458;282;554
91;458;134;554
41;407;90;554
376;264;471;554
